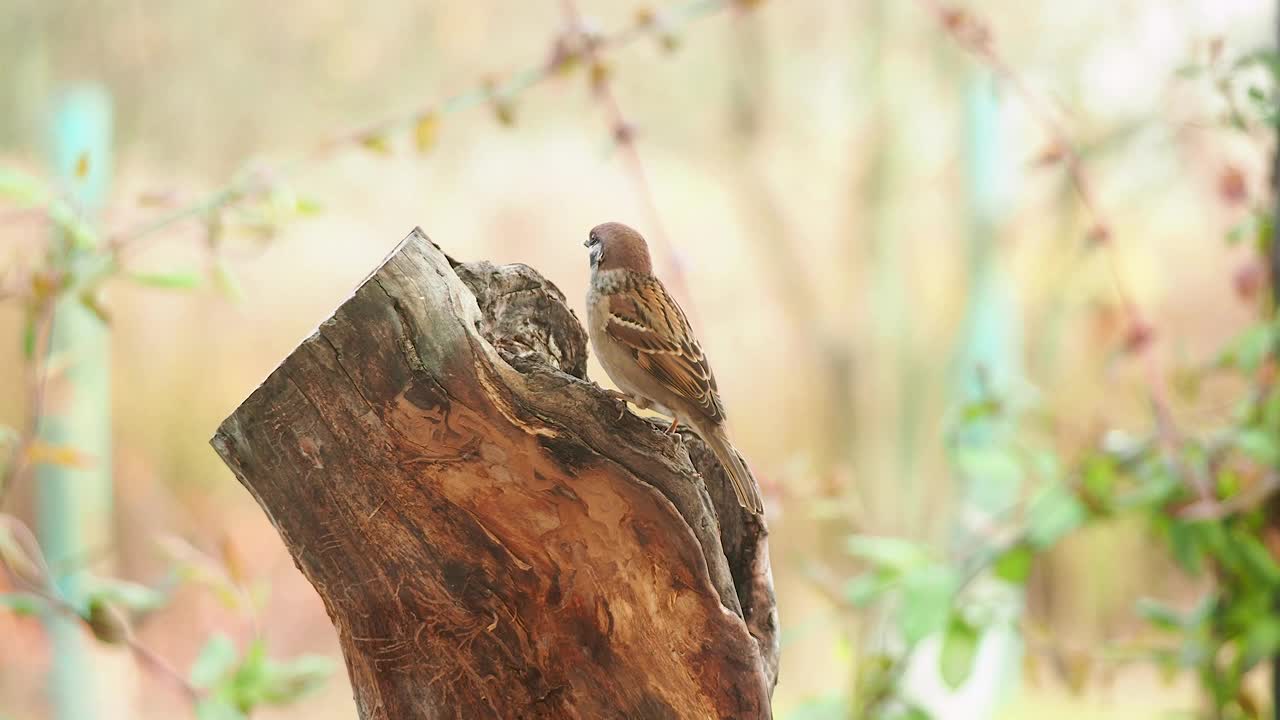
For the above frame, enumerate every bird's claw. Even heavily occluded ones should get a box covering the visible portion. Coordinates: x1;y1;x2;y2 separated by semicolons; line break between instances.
603;389;631;420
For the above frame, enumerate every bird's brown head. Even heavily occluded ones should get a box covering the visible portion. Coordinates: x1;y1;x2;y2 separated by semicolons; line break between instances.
585;222;652;275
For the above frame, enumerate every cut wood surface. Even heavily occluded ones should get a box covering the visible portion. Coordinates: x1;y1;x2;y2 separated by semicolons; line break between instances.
211;228;778;719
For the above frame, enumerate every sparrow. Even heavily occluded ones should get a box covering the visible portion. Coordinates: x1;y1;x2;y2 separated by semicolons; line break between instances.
584;221;765;515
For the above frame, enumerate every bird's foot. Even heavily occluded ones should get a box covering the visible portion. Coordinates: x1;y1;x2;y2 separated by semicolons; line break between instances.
602;389;632;420
665;417;680;434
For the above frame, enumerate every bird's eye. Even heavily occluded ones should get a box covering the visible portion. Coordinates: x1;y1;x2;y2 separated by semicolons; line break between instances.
589;233;599;245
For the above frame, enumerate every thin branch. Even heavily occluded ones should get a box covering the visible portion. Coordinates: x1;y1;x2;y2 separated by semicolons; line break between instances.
52;589;199;703
0;0;751;508
1178;471;1280;521
123;633;200;703
558;0;702;320
0;293;57;505
105;0;732;253
0;515;199;702
918;0;1198;498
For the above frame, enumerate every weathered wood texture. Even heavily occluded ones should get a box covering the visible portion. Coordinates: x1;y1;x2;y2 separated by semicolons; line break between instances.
211;229;778;719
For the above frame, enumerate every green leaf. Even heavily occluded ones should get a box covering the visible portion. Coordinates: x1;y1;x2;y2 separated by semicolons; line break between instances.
1244;617;1280;665
940;615;980;690
258;654;333;705
1081;454;1117;508
5;185;99;248
492;98;516;127
1186;594;1216;627
413;113;441;154
1028;448;1063;484
190;633;239;688
295;197;324;216
958;397;1002;424
843;572;891;606
85;597;129;644
1227;221;1250;245
853;653;897;709
45;200;98;249
1193;520;1229;560
1136;597;1184;631
229;639;269;707
1025;483;1088;549
86;578;167;612
220;640;333;711
358;134;393;155
1264;384;1280;433
1234;531;1280;587
1218;323;1276;372
1114;462;1183;510
0;167;50;205
899;565;956;645
952;445;1022;483
1236;429;1279;466
1167;520;1204;575
845;536;929;573
952;446;1023;508
0;592;44;616
156;535;247;610
78;291;110;325
21;314;36;359
195;698;246;720
1236;48;1280;70
992;544;1034;584
786;695;849;720
265;187;297;221
832;635;853;665
0;521;41;583
128;270;203;290
1256;213;1276;251
212;259;245;303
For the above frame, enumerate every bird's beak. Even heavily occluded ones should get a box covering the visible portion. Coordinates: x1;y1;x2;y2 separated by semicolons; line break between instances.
583;239;590;247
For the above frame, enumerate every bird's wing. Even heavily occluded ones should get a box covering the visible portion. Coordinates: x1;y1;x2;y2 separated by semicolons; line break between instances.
604;278;725;422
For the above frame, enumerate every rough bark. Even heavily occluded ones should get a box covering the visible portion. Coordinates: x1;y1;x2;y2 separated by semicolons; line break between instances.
210;228;778;719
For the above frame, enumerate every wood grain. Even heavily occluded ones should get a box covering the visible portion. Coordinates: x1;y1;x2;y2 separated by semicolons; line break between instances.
212;228;777;719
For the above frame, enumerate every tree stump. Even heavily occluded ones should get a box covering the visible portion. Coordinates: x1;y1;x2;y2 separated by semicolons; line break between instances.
210;228;778;719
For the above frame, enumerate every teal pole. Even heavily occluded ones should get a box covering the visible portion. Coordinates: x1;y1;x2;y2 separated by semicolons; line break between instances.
901;68;1024;717
946;68;1024;710
37;83;115;720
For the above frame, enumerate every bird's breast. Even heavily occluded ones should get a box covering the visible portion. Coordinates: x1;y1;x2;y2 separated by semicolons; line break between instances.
586;287;666;407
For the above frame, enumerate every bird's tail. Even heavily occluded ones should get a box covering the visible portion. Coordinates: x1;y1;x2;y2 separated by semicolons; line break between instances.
699;423;765;515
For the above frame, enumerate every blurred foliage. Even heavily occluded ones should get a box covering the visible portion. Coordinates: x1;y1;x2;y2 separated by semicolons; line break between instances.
1;0;1278;718
189;635;332;720
805;44;1280;720
2;511;335;715
0;1;757;717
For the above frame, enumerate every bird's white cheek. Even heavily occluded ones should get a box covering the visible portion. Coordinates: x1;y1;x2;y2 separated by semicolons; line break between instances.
589;245;603;269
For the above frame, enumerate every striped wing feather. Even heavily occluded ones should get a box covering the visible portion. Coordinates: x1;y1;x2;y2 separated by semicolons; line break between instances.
604;280;724;423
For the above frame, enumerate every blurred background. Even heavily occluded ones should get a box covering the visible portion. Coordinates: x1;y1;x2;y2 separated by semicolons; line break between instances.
1;0;1277;718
